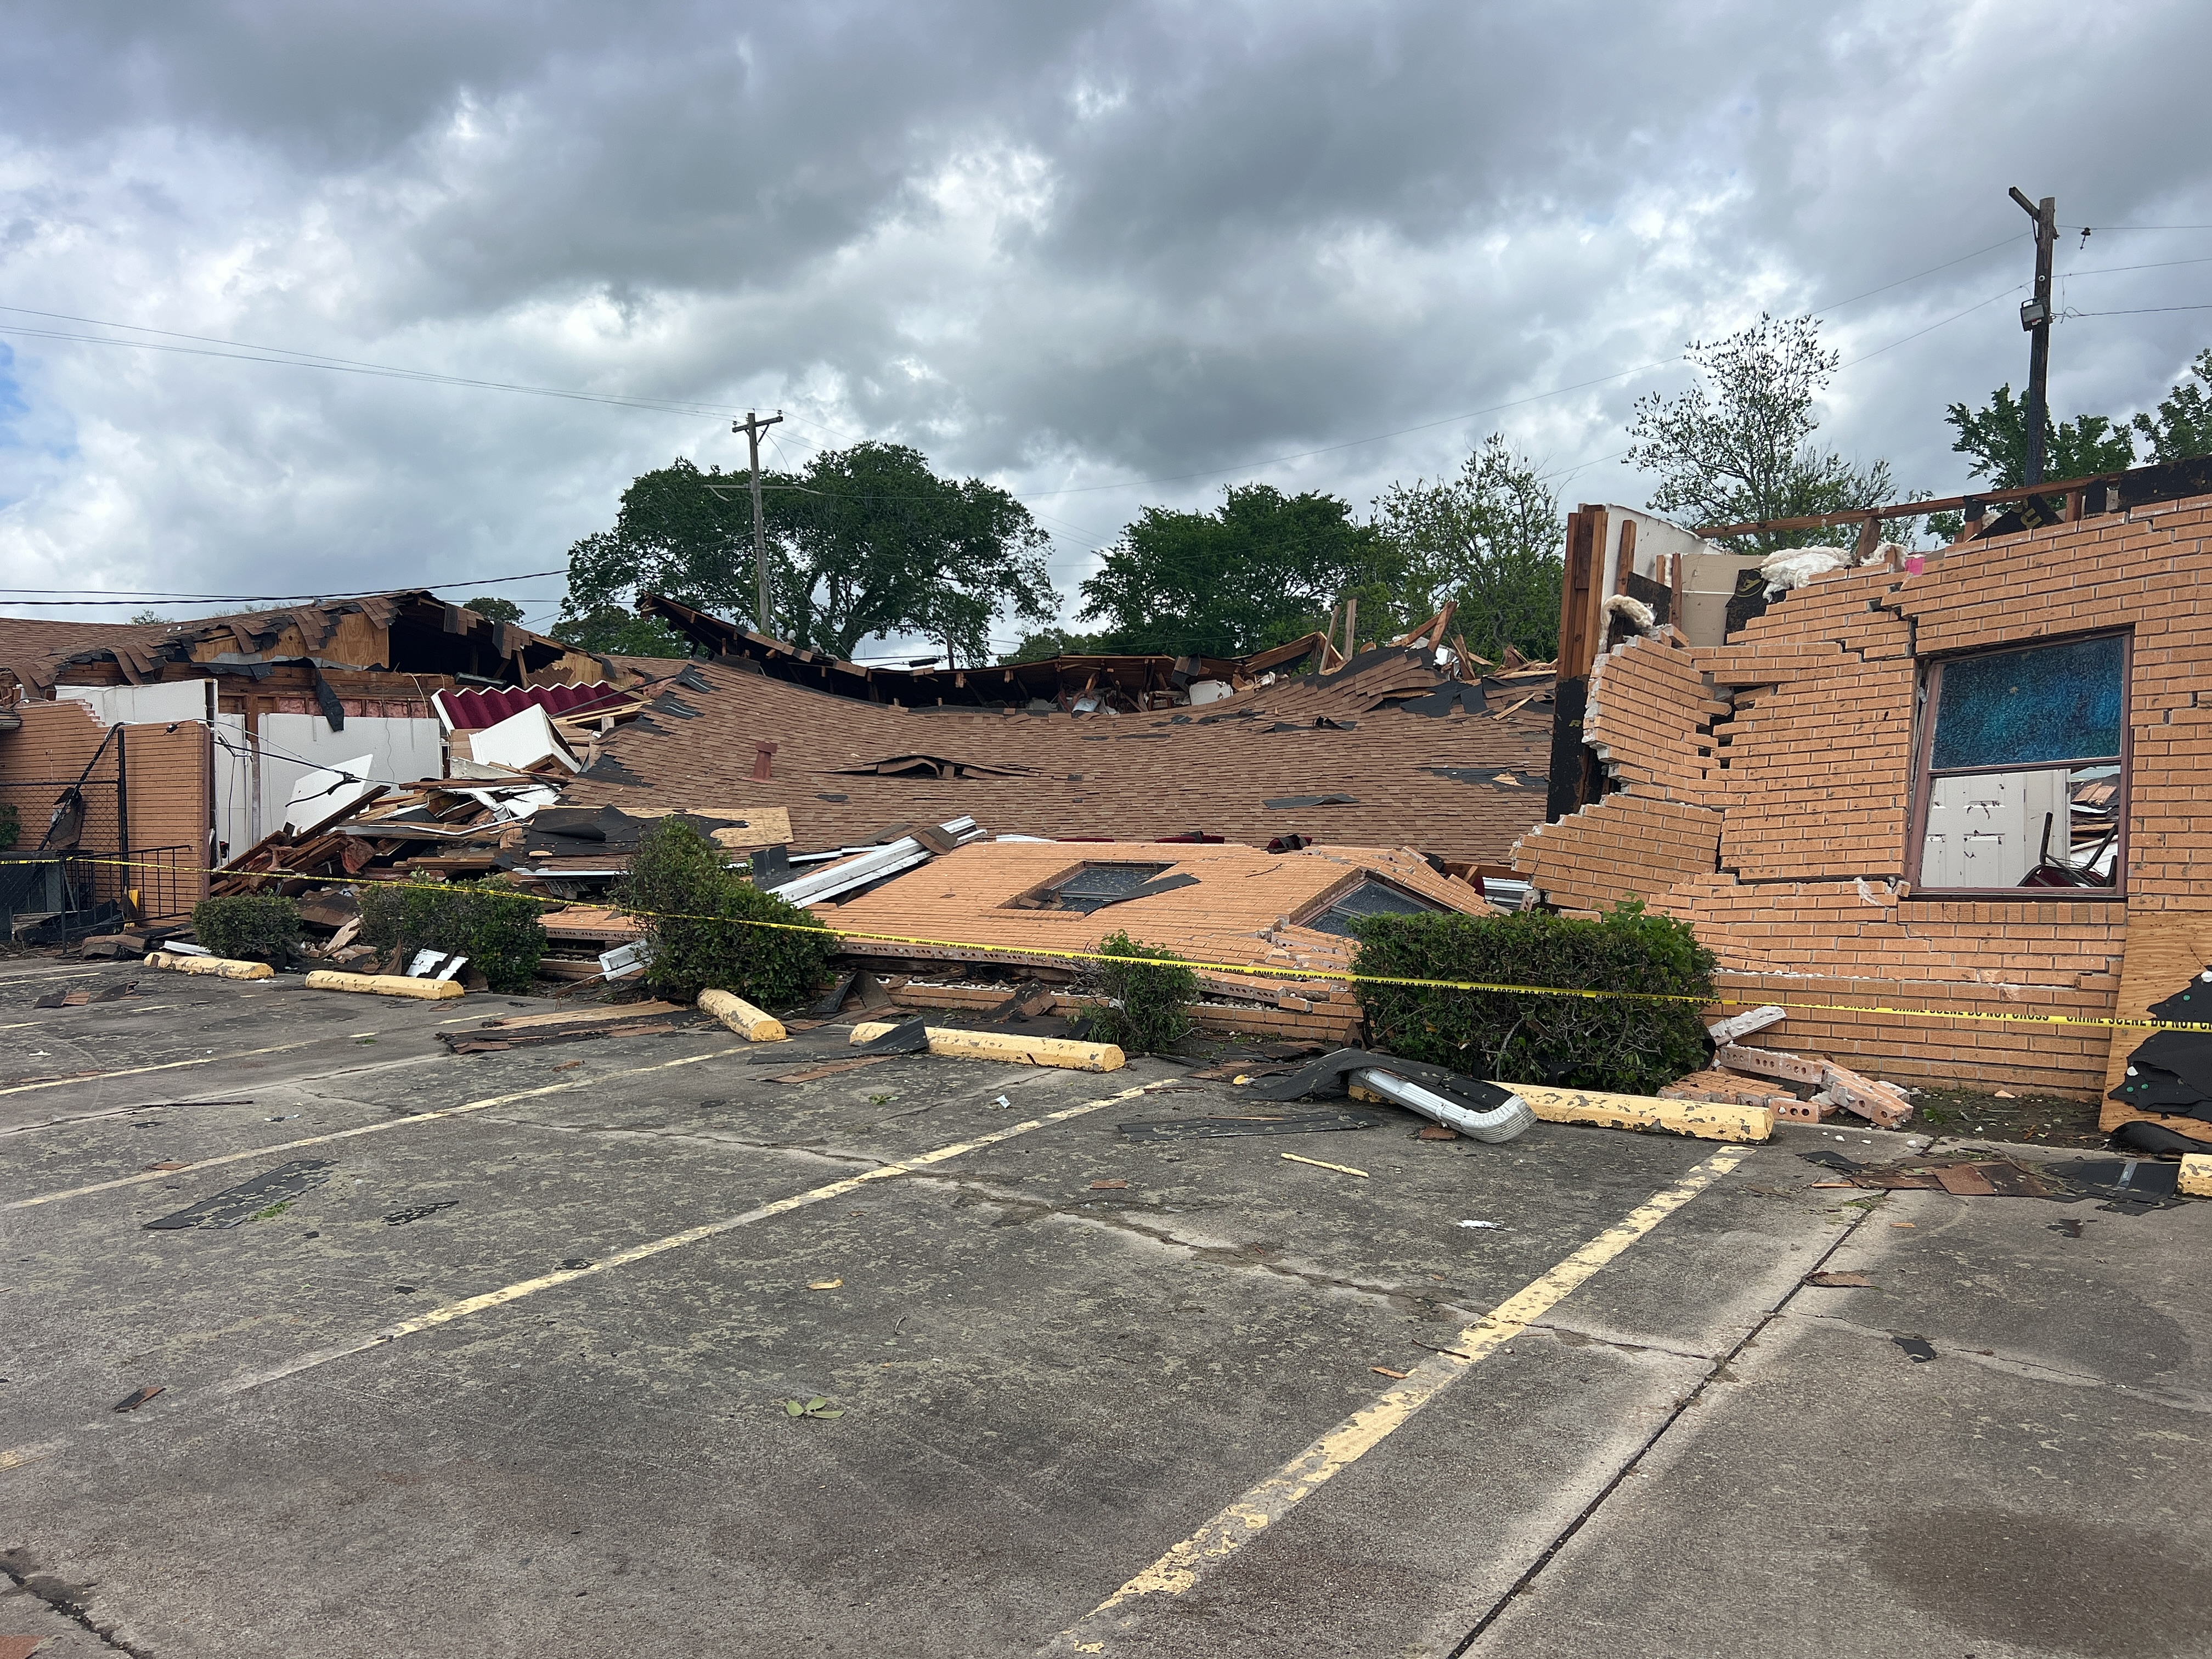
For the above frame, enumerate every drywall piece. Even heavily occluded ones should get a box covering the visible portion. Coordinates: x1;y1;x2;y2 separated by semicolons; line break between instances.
2180;1154;2212;1198
55;680;210;728
468;703;580;774
284;753;379;835
1186;679;1234;706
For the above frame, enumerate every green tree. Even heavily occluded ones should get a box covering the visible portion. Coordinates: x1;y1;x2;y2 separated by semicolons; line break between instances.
1942;383;2136;488
558;444;1057;667
1372;435;1564;659
1076;484;1404;658
1626;313;1898;553
997;627;1113;663
2134;347;2212;463
550;590;690;658
458;596;525;625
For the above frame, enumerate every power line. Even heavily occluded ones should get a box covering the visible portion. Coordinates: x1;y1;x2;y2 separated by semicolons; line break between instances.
2064;304;2212;318
0;568;568;604
1808;233;2023;317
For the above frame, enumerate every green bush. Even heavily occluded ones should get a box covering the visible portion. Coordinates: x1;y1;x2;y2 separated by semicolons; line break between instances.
1352;900;1716;1095
358;878;546;994
0;802;19;850
616;820;838;1008
192;894;302;962
1083;931;1200;1054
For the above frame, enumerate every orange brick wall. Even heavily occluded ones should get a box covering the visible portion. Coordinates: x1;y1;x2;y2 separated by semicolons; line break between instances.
0;702;211;915
1511;495;2212;1099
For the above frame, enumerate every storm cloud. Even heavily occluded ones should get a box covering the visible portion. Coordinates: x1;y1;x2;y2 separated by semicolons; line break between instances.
4;0;2209;643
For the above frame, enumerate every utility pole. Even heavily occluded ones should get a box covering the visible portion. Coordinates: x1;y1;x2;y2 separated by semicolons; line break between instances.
733;410;785;637
2009;187;2056;486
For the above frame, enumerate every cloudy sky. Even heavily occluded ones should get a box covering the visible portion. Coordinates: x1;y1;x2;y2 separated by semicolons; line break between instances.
4;0;2210;648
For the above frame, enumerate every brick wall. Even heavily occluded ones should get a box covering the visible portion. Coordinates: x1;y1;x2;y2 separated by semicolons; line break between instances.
1511;495;2212;1101
120;720;212;914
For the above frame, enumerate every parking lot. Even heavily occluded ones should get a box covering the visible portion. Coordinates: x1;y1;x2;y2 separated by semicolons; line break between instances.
4;957;2209;1658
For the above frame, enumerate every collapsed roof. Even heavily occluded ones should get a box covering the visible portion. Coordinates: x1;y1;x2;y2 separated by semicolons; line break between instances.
0;590;627;699
554;629;1560;865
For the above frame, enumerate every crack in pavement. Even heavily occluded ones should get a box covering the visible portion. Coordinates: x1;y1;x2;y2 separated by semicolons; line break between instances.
1446;1194;1882;1657
1784;1308;2212;1413
1;1548;154;1658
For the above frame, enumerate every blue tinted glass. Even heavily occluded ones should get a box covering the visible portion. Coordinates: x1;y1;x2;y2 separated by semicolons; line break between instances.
1931;635;2124;771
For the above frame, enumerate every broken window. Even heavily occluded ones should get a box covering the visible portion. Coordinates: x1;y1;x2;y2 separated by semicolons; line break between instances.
1012;862;1198;914
1912;634;2126;893
1301;875;1447;938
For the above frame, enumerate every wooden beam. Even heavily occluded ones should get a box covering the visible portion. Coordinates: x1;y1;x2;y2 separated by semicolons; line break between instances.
1613;519;1638;594
1695;470;2125;539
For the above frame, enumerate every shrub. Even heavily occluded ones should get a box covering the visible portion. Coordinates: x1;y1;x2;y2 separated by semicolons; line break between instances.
358;878;547;994
0;802;19;850
1083;931;1200;1053
616;819;838;1008
1352;900;1716;1096
192;894;302;962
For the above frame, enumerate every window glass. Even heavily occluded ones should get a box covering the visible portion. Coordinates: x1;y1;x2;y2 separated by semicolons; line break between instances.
1929;635;2124;771
1918;763;2118;889
1304;876;1444;938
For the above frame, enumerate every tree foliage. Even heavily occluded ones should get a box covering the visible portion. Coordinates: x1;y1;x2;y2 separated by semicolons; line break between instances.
1627;314;1897;553
2134;347;2212;464
1352;901;1716;1096
1942;383;2136;489
559;444;1057;667
1075;484;1403;658
550;595;690;658
357;878;546;994
1372;435;1564;659
458;596;525;625
1082;932;1200;1054
616;819;838;1008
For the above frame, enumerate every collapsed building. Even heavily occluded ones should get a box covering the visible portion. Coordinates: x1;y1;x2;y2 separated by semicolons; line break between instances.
1515;456;2212;1146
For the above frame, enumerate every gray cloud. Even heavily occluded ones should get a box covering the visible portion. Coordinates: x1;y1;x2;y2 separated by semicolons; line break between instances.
3;0;2210;642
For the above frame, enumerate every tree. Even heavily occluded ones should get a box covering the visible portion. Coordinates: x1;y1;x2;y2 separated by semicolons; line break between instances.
1626;313;1897;553
550;590;690;659
557;444;1058;668
1372;435;1564;659
1942;383;2136;488
1076;484;1404;658
128;608;165;625
2134;347;2212;463
998;627;1113;663
457;596;525;625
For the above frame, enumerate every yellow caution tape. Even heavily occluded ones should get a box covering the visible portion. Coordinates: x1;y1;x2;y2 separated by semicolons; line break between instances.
12;853;2210;1035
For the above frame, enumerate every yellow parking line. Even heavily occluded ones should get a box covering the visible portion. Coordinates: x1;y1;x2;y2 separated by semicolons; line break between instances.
1043;1144;1751;1655
219;1077;1175;1396
0;1049;733;1212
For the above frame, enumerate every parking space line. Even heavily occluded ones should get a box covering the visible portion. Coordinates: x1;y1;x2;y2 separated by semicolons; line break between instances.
0;1039;330;1099
1043;1144;1751;1656
219;1077;1175;1397
0;1049;736;1212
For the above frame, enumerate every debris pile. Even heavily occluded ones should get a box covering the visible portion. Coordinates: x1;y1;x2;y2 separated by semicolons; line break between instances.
1658;1004;1915;1130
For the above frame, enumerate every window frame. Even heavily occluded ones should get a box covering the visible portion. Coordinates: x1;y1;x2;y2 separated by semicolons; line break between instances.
1905;629;2131;899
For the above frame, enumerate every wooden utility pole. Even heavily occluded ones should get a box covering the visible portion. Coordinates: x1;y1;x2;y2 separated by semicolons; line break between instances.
733;410;785;636
2009;188;2056;486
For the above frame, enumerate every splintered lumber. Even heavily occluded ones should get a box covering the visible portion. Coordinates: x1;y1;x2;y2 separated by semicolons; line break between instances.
698;989;787;1042
846;1020;1124;1073
1505;1083;1774;1143
145;952;274;980
303;970;465;1000
2181;1154;2212;1199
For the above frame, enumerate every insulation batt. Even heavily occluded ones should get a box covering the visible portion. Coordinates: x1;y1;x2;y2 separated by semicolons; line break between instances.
1758;540;1906;597
1601;594;1656;634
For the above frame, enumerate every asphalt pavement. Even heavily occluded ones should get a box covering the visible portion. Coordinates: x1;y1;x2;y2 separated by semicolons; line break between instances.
2;956;2207;1658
